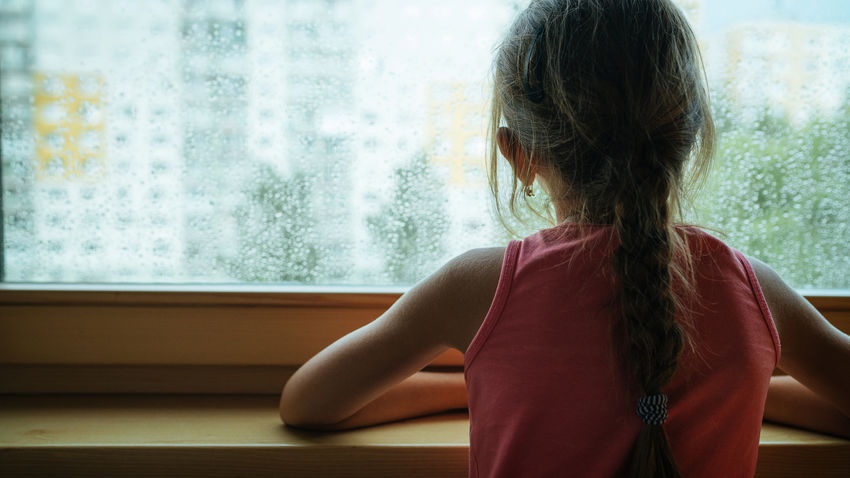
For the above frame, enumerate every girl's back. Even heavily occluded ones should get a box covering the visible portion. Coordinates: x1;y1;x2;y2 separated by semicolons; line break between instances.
280;1;850;477
465;224;779;477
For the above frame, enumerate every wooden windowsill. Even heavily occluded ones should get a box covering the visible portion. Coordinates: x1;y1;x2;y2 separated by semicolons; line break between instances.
1;394;848;477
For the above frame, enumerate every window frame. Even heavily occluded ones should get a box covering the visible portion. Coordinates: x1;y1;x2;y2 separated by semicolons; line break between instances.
0;285;463;393
0;285;848;394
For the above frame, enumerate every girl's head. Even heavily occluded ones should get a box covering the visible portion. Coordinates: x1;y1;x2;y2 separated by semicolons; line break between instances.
488;0;713;221
488;1;714;476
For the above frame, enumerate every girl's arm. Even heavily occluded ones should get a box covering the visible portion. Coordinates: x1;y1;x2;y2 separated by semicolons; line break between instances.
280;248;501;430
748;256;850;438
285;371;467;431
765;375;850;439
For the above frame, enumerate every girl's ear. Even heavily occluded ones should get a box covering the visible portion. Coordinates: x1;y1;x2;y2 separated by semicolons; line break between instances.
497;127;536;184
496;127;519;167
496;126;525;171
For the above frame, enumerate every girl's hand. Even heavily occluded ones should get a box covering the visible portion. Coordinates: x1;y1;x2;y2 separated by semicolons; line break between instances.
279;248;502;430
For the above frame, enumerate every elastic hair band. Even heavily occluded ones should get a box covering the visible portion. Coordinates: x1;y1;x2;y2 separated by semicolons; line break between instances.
523;24;546;104
636;394;668;425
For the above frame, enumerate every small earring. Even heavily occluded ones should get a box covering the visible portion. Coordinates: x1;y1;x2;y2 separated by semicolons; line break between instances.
525;185;535;197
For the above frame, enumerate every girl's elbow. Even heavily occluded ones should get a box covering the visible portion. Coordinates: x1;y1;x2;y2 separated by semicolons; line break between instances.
279;402;298;427
279;383;304;426
279;385;338;429
279;397;314;428
280;411;318;429
280;405;340;430
279;387;308;427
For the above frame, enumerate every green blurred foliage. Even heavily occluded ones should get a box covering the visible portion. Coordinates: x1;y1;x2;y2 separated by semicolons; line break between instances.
692;90;850;289
224;164;324;283
367;152;449;284
225;92;849;290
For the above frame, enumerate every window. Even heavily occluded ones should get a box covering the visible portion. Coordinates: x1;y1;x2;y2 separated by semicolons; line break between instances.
1;0;848;291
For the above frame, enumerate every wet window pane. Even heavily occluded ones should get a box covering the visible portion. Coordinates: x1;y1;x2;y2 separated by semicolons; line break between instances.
1;0;848;290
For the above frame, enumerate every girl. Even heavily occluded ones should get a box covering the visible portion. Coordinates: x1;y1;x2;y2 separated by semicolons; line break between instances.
280;0;850;476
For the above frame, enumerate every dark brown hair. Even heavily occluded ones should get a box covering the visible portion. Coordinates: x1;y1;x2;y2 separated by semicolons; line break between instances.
487;1;715;476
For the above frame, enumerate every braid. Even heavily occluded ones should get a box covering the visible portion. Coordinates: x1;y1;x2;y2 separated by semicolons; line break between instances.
488;1;716;475
613;141;684;477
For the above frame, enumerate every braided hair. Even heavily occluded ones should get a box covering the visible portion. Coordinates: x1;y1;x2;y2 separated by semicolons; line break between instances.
487;1;715;475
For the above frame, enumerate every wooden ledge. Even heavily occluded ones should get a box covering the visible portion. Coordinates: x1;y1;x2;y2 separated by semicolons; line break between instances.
1;395;848;477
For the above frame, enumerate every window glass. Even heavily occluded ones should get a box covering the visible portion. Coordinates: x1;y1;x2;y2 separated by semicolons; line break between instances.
1;0;848;289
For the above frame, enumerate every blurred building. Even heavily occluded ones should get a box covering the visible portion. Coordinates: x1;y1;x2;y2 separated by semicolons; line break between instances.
0;0;35;280
179;0;250;279
278;0;356;282
1;0;359;282
423;80;493;251
6;0;846;284
2;0;185;281
725;22;850;123
348;0;512;281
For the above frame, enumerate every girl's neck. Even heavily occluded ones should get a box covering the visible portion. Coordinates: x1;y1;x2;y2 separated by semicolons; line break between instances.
554;205;573;224
553;201;615;226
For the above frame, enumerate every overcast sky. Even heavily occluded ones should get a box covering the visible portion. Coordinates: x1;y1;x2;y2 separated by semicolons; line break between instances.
703;0;850;32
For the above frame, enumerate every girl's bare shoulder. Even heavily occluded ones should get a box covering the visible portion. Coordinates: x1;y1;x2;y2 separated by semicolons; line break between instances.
745;255;850;417
435;247;506;353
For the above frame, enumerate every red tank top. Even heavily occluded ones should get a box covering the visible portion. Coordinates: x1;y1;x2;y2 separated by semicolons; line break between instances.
464;223;780;477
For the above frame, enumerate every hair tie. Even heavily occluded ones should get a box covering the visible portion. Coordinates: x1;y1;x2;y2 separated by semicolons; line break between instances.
523;24;546;104
636;394;668;425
